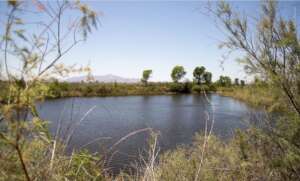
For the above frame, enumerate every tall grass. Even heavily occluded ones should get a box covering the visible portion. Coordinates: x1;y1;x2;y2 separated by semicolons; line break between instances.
1;107;299;180
218;85;285;112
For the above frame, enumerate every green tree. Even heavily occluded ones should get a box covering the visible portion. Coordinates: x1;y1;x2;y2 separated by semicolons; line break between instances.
193;66;206;84
141;69;152;85
203;72;212;84
171;65;186;83
240;80;245;86
218;76;232;87
254;76;261;84
234;78;239;86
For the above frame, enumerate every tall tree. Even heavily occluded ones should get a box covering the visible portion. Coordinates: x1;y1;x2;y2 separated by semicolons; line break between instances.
193;66;206;84
171;65;186;83
141;69;152;85
240;80;245;86
218;75;231;87
234;78;239;85
203;72;212;84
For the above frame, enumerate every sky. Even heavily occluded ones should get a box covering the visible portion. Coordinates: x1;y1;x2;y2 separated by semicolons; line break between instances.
1;0;300;82
63;0;247;82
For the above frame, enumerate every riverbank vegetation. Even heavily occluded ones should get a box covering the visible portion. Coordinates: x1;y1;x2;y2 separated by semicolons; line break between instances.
218;83;284;112
43;64;229;98
0;69;241;100
1;0;300;180
0;77;275;110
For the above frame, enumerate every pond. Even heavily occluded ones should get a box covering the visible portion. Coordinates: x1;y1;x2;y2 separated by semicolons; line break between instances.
37;94;260;172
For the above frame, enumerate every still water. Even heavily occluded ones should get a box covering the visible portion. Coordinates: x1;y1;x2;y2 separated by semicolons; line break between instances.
37;94;259;172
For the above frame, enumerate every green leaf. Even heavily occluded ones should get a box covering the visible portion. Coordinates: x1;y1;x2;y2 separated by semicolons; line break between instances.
14;29;27;41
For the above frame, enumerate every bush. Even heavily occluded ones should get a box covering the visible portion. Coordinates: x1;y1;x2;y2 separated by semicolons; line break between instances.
209;84;217;91
192;84;209;93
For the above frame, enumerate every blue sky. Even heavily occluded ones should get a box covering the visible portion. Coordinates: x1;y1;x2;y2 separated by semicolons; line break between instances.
1;1;300;82
63;0;246;81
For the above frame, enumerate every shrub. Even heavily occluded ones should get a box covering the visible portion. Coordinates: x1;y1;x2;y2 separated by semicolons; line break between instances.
169;83;185;93
192;84;209;93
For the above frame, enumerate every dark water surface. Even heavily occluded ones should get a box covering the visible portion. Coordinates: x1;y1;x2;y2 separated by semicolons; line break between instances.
37;94;259;172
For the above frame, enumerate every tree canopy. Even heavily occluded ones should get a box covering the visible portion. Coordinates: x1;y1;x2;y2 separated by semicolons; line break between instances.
141;69;152;85
193;66;206;84
203;72;212;84
171;65;186;83
234;78;239;85
218;76;232;87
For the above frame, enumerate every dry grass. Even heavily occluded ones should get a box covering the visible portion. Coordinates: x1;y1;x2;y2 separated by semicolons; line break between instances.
218;85;284;112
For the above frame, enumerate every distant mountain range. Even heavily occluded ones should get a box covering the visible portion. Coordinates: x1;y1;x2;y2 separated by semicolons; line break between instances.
66;74;140;83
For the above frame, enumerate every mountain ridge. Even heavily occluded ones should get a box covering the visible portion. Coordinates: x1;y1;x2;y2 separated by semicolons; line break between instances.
65;74;140;83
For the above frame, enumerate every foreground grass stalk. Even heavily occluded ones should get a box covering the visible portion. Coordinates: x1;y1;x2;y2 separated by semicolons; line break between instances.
194;90;214;181
50;140;57;171
15;144;31;181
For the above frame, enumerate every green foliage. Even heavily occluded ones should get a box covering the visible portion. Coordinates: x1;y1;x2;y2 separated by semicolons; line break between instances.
0;80;9;103
45;80;230;97
240;80;245;86
193;66;205;84
66;150;103;180
192;84;209;93
203;72;212;84
169;82;191;94
150;133;273;181
0;118;105;180
192;84;202;93
216;0;300;115
141;69;152;85
0;1;100;180
47;82;172;97
193;67;212;85
218;84;284;112
234;78;239;85
217;75;232;87
171;65;186;83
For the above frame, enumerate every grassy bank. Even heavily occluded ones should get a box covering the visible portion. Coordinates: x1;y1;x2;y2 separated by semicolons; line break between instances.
47;82;172;98
217;84;285;112
46;81;218;98
2;124;299;180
